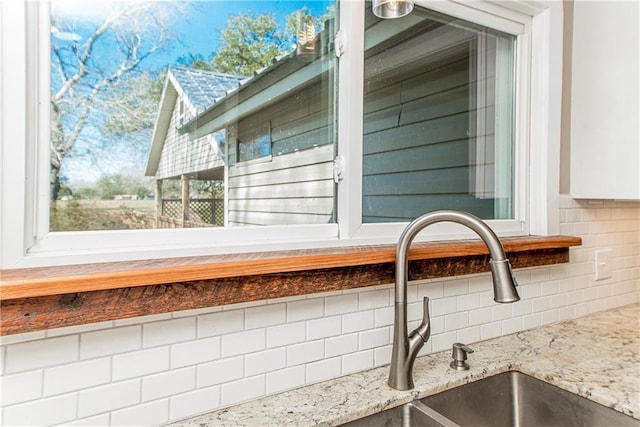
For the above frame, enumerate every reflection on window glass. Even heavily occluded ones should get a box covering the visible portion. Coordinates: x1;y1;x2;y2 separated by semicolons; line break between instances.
362;5;516;222
49;0;336;231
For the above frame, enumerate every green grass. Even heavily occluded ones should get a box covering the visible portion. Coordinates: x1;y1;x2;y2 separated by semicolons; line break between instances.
50;199;156;231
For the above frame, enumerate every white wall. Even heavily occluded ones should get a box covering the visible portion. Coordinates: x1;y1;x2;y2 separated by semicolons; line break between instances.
1;195;638;426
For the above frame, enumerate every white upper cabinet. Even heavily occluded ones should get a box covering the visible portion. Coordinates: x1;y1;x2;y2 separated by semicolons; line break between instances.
570;0;640;200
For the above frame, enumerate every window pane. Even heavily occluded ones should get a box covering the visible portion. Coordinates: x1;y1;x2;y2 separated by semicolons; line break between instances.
362;5;516;222
49;0;336;231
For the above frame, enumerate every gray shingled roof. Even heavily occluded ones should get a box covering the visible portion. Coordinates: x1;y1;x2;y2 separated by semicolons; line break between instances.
169;66;245;113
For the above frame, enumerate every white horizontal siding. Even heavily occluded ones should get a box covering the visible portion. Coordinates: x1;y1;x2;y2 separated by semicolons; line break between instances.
228;146;334;226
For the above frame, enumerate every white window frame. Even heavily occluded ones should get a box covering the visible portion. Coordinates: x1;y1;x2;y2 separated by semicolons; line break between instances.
0;0;562;269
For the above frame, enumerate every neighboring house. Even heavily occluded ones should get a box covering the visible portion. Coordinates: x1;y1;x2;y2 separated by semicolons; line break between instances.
146;23;337;227
145;66;245;226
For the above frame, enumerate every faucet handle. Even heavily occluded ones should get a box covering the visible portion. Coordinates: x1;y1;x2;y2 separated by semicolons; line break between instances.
450;343;474;371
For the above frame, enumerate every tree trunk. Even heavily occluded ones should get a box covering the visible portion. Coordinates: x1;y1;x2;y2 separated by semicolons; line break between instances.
50;158;61;202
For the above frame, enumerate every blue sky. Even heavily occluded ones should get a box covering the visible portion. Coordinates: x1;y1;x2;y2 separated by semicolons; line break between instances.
51;0;333;184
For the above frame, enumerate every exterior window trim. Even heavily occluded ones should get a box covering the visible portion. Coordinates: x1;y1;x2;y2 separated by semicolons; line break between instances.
0;0;563;269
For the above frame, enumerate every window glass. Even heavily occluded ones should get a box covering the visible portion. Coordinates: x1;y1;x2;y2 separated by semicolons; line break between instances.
49;0;336;231
362;5;516;222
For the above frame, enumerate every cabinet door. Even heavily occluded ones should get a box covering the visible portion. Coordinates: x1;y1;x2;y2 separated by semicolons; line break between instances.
570;0;639;200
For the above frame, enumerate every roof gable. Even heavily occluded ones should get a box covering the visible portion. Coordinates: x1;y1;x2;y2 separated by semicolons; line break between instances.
145;67;243;176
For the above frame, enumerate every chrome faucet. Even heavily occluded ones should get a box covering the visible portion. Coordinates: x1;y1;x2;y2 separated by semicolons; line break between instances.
388;210;520;390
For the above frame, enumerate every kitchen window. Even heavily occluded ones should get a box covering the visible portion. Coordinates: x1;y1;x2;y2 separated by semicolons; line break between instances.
0;0;563;269
361;7;516;223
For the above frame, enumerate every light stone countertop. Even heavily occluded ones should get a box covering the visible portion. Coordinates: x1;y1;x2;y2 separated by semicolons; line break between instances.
169;303;640;426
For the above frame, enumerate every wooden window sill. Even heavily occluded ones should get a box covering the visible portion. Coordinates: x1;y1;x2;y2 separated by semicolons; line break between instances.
0;235;580;335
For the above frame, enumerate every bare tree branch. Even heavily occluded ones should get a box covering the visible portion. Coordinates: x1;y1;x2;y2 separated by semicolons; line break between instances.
50;1;186;200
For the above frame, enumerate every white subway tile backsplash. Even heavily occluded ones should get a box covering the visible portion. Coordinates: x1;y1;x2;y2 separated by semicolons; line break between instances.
112;347;170;381
287;340;324;366
5;336;78;374
245;304;286;330
444;312;468;331
512;300;533;317
480;322;503;340
221;375;265;407
358;327;389;350
456;326;481;344
456;293;480;311
468;307;491;326
0;370;43;406
325;294;359;316
111;399;169;426
549;293;568;309
541;309;559;325
522;313;542;330
169;386;220;421
307;357;341;383
430;296;456;317
325;333;358;358
405;301;422;323
287;299;324;322
197;356;244;388
541;281;560;296
197;309;244;338
266;366;305;394
143;317;196;348
78;379;141;418
429;316;445;334
44;357;111;396
3;392;77;426
502;317;522;335
80;326;141;360
341;350;373;375
245;348;286;376
342;311;374;334
519;283;542;300
443;278;469;296
307;316;342;340
142;367;196;402
532;296;551;313
374;306;394;328
358;289;391;311
468;275;492;292
61;413;111;426
430;331;457;352
171;336;221;369
221;329;265;358
417;281;444;300
266;322;306;348
491;304;512;322
1;197;638;426
374;344;393;367
530;267;551;283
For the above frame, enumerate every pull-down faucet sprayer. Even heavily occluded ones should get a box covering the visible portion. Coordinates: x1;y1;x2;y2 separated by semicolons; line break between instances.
388;210;520;391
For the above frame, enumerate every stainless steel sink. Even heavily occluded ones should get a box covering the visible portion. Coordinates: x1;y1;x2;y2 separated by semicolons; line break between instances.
421;371;638;427
341;401;455;427
341;371;640;426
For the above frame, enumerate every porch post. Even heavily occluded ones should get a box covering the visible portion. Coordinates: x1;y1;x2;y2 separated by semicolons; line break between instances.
155;179;163;228
181;174;190;225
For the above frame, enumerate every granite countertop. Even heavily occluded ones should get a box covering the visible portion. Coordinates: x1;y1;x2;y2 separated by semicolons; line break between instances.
170;304;640;426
